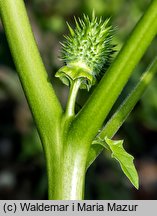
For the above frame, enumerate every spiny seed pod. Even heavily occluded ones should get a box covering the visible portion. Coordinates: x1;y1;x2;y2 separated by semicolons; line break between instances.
56;12;115;90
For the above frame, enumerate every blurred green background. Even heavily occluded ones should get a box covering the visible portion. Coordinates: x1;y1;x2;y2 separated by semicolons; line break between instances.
1;0;157;199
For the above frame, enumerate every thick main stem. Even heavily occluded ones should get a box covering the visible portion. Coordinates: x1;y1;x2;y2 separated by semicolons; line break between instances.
49;141;86;200
48;79;85;200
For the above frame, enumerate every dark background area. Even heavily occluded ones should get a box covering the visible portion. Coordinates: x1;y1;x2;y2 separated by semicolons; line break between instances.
1;0;157;199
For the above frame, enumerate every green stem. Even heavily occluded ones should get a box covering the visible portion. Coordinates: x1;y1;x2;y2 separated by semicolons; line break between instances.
49;145;86;200
86;56;157;168
69;0;157;147
65;79;81;117
99;59;157;139
0;0;63;137
49;79;84;200
0;0;63;199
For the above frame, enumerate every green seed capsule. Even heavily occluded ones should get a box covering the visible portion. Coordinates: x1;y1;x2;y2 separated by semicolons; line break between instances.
56;12;115;90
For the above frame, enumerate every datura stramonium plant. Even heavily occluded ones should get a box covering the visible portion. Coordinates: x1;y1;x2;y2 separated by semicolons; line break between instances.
56;13;115;91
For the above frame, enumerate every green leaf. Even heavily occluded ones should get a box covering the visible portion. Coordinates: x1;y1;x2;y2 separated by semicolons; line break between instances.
106;137;139;189
94;136;139;189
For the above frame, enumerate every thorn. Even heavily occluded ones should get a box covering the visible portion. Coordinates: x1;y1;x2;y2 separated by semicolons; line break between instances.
92;9;95;21
66;22;74;36
59;42;66;47
74;16;81;31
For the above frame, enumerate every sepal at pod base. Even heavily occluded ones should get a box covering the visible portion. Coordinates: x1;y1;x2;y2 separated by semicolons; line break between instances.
56;12;115;90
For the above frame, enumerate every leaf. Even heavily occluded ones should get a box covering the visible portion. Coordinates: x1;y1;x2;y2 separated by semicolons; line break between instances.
105;137;139;189
92;136;139;189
